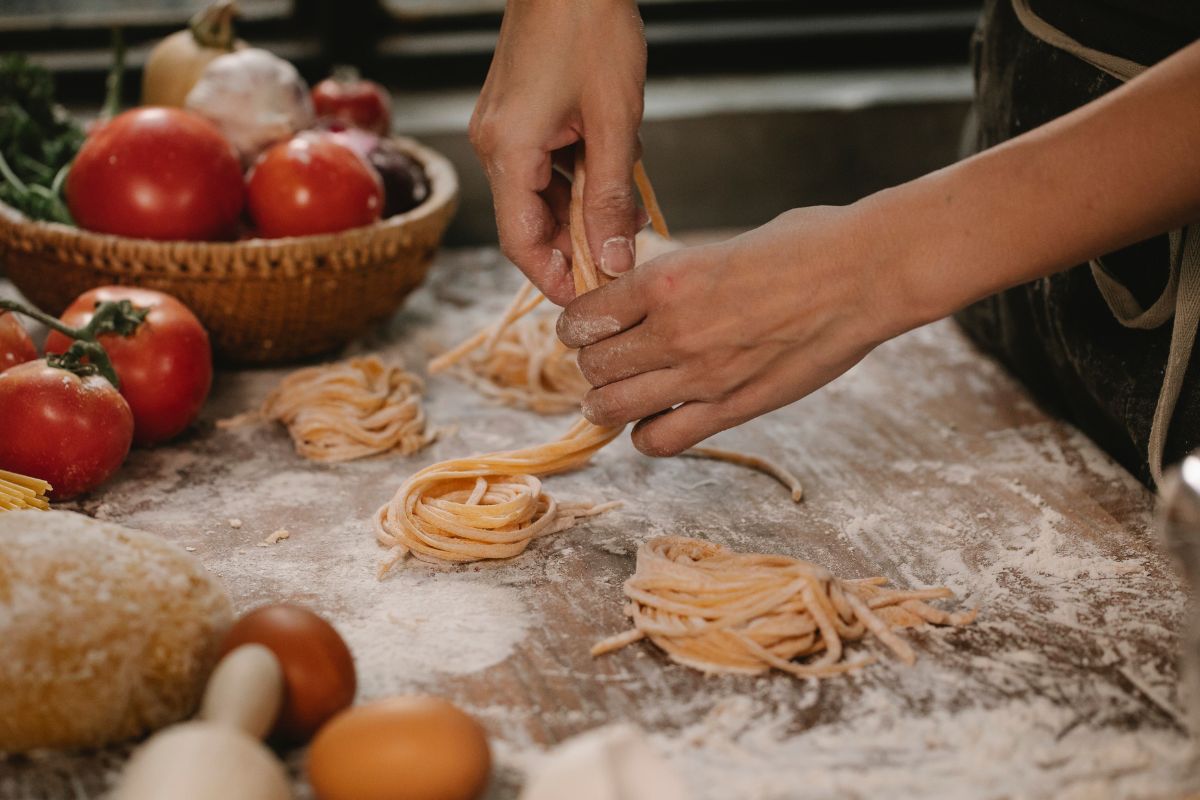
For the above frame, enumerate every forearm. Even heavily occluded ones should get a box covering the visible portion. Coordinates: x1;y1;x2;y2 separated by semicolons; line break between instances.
864;39;1200;334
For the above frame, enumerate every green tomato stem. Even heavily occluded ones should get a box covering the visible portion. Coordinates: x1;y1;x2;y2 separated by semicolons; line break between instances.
46;340;121;388
0;297;82;340
0;297;146;390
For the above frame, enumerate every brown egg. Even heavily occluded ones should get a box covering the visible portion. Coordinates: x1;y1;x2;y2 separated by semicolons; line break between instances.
219;604;356;743
307;696;491;800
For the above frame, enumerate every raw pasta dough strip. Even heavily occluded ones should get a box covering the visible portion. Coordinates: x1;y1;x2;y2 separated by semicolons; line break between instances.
222;356;435;463
429;283;545;374
592;536;977;678
429;284;591;414
683;446;804;502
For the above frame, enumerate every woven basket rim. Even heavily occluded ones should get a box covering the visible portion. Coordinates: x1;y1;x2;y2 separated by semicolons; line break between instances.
0;134;458;259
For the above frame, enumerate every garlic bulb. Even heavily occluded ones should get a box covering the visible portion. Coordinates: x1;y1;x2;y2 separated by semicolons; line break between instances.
185;48;314;166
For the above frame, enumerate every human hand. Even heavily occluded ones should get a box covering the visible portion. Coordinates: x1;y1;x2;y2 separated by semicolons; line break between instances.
557;205;923;456
469;0;647;305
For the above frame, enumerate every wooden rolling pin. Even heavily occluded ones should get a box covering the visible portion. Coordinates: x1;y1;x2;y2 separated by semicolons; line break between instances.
114;644;292;800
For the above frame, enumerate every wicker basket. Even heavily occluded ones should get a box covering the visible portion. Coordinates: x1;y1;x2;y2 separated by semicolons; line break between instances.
0;136;458;365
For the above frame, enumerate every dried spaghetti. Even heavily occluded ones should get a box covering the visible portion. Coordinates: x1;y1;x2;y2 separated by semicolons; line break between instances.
0;470;51;511
225;356;434;462
592;536;977;677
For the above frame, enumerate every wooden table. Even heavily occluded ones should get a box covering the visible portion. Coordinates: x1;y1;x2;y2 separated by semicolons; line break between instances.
1;243;1196;799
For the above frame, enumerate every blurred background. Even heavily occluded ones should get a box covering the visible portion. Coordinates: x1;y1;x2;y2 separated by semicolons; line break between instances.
2;0;983;243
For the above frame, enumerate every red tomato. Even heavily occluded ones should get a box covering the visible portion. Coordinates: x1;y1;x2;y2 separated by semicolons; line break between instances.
246;134;383;238
312;72;391;135
45;287;213;446
0;361;133;500
66;107;244;241
0;311;36;373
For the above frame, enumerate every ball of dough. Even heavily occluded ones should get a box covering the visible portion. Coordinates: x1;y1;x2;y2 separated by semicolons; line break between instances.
0;510;232;751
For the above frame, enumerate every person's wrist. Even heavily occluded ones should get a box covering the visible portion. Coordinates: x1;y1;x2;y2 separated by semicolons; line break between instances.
849;183;962;341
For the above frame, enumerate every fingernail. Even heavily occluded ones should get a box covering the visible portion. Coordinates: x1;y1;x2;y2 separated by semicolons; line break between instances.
600;237;635;277
548;248;567;273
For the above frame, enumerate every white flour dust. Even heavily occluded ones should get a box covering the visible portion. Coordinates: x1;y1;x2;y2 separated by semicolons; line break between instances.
656;690;1197;800
340;575;533;697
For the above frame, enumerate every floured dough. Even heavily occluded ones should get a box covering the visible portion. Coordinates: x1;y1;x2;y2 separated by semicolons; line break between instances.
0;510;232;751
519;724;688;800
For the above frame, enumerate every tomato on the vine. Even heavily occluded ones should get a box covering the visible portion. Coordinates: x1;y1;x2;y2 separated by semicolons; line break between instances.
0;361;133;500
0;311;36;373
66;107;244;241
45;287;213;446
312;69;391;135
246;133;383;238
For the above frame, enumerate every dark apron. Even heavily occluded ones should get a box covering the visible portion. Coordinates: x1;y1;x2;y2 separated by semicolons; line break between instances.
957;0;1200;488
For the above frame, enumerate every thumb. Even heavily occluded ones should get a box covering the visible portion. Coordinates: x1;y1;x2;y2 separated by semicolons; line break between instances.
582;130;640;278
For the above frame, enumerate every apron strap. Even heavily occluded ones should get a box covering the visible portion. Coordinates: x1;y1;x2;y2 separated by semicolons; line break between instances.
1011;0;1197;486
1090;232;1181;330
1148;230;1200;486
1010;0;1146;81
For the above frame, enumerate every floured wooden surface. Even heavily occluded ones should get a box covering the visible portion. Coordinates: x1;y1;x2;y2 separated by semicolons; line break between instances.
2;244;1197;799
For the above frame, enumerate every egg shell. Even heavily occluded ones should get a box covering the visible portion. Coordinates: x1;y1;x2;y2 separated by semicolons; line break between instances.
307;695;491;800
219;604;356;743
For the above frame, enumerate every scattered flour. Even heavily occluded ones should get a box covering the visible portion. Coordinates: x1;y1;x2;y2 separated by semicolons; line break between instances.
656;690;1198;800
339;576;533;696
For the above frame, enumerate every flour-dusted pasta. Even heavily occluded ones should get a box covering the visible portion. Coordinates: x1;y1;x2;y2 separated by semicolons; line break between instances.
683;447;804;503
224;356;435;462
375;418;621;572
592;536;977;677
430;283;590;415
